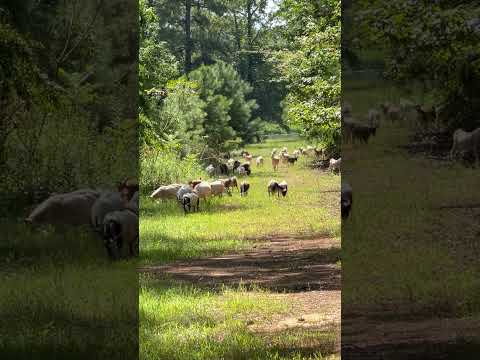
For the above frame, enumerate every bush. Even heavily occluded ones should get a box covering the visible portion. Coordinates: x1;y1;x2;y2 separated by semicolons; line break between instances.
140;144;206;195
1;111;137;214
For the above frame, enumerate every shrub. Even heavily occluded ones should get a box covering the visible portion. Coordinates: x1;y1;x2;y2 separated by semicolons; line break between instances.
140;144;206;194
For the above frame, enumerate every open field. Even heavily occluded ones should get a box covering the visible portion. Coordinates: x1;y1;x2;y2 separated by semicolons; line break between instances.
140;136;340;265
139;136;341;360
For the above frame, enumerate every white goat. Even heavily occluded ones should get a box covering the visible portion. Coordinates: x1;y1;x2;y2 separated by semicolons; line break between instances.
450;128;480;163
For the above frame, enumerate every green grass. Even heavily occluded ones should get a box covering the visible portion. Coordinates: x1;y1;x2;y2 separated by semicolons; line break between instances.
343;75;480;317
140;277;339;360
0;220;138;359
140;136;340;265
139;135;341;359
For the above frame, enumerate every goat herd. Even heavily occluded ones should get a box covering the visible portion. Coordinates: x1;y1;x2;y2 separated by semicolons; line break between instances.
21;144;352;261
149;146;330;215
24;178;139;260
343;99;480;163
341;97;480;222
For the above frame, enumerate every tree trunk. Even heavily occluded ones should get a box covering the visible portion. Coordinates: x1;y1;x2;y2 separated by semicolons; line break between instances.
184;0;193;73
246;0;254;83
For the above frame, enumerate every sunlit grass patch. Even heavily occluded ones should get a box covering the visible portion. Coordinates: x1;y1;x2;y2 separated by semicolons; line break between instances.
140;277;337;360
140;136;340;265
139;135;341;359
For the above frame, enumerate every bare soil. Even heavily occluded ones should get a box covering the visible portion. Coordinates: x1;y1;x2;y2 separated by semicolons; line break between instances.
139;236;341;292
342;313;480;359
139;236;342;354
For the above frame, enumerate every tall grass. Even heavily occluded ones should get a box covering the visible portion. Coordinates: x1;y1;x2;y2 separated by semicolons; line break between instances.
140;146;206;194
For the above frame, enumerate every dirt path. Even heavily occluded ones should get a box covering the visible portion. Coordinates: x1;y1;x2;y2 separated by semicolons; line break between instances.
139;236;341;292
342;314;480;359
140;236;341;352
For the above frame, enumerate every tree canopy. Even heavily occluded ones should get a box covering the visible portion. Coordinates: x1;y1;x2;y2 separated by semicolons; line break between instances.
140;0;341;157
352;1;480;130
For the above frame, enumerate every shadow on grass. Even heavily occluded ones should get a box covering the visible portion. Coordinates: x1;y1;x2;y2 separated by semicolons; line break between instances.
141;197;254;218
342;340;480;360
141;240;341;293
1;325;138;360
1;217;139;359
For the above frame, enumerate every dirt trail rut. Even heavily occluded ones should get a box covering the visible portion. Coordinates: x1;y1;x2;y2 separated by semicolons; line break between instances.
139;236;341;292
140;236;341;350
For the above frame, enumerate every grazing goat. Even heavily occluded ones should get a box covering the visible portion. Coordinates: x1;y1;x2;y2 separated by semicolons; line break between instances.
210;180;226;196
277;181;288;197
280;152;289;165
194;181;212;200
25;189;100;227
227;160;241;175
256;156;264;166
182;192;199;214
450;127;480;163
227;158;236;172
220;176;238;194
219;163;229;175
381;102;401;122
240;162;251;175
236;166;246;176
351;123;377;143
176;185;194;203
329;158;341;173
91;191;125;231
341;181;352;219
206;164;215;176
271;156;280;171
244;154;253;162
287;155;298;165
268;180;279;196
150;184;183;200
240;181;250;196
267;179;287;197
102;208;138;259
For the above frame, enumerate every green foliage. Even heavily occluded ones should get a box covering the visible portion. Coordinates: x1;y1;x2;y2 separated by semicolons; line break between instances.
261;121;288;136
140;144;206;194
276;0;341;155
354;1;480;129
1;1;138;210
146;0;289;133
188;61;260;149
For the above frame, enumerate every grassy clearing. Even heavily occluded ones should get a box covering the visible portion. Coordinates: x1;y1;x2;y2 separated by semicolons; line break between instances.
343;74;480;317
0;220;138;359
140;277;339;360
139;135;341;359
140;136;340;265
